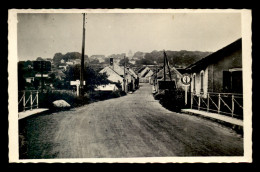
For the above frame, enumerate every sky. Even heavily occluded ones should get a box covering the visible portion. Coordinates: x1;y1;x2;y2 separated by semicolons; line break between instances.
17;12;241;61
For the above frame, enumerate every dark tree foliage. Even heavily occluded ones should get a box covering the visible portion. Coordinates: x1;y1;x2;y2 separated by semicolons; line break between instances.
136;58;155;65
64;65;109;92
53;52;89;66
89;59;100;64
134;50;211;67
119;57;130;66
18;61;37;91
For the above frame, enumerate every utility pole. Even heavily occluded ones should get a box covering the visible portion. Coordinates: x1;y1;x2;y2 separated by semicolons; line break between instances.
80;13;86;97
123;55;126;92
164;51;172;81
163;51;166;81
40;61;44;92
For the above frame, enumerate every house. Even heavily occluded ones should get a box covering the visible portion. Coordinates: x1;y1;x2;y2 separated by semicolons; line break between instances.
129;59;136;65
138;66;152;83
99;58;138;92
74;59;81;65
53;69;66;80
25;77;34;83
66;61;74;65
58;64;68;71
95;84;119;92
186;38;242;96
139;66;151;78
185;38;243;117
154;66;183;92
99;66;124;84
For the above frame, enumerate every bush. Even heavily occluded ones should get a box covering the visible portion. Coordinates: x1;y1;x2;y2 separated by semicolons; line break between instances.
37;89;126;111
154;89;185;112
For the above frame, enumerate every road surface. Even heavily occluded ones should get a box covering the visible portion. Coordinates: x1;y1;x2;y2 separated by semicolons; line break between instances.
19;83;243;159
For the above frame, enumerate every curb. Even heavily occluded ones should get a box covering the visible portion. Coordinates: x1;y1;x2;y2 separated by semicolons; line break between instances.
181;110;243;135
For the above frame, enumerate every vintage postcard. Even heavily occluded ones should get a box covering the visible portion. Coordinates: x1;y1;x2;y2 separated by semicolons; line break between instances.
8;9;252;163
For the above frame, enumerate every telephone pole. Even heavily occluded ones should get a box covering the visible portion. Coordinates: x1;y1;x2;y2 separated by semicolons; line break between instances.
80;13;86;97
123;55;126;92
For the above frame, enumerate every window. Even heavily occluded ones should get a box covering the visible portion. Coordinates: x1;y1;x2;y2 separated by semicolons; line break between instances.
223;70;242;93
200;70;204;93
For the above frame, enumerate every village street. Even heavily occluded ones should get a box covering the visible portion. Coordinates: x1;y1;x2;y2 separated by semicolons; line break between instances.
20;83;243;159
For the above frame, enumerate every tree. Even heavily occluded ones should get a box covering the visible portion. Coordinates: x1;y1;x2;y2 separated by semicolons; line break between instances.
89;59;100;64
53;53;63;65
119;57;129;66
64;65;109;92
36;57;45;61
136;58;155;65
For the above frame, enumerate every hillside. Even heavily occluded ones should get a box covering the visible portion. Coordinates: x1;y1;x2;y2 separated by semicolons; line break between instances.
53;52;90;65
134;50;212;68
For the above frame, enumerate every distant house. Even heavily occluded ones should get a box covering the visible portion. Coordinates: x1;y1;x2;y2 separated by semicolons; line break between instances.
60;59;65;63
129;59;136;65
99;58;138;92
25;77;34;83
95;84;119;92
139;66;151;78
155;66;183;92
65;61;72;65
53;70;66;80
58;64;69;71
74;59;81;64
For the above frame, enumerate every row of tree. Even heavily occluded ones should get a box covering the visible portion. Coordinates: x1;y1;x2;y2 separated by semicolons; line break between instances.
18;62;111;92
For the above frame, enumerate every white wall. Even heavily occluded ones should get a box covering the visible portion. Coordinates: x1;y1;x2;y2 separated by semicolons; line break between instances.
190;67;208;98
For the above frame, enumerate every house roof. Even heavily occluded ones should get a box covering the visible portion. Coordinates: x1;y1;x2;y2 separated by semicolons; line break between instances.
185;38;242;71
157;66;182;78
99;66;123;79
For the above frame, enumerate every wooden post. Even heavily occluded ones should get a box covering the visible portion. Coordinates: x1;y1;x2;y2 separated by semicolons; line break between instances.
218;94;221;113
80;13;86;97
231;94;234;117
30;91;33;110
36;91;39;109
23;91;25;111
198;95;200;110
207;93;209;112
191;92;193;109
185;86;188;105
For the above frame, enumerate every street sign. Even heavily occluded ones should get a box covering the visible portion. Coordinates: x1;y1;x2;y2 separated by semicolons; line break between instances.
181;73;192;85
70;80;85;96
181;73;192;105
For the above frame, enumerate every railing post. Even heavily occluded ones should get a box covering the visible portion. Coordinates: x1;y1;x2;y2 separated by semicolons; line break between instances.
30;91;33;110
23;91;25;111
231;94;234;117
218;94;221;114
207;93;209;112
36;91;39;109
198;95;200;110
191;92;193;109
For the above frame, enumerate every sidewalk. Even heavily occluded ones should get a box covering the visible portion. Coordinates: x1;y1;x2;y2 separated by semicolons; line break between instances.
181;109;243;128
19;108;49;120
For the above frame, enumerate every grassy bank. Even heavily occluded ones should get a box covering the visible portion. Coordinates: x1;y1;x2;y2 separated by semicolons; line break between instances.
38;90;126;111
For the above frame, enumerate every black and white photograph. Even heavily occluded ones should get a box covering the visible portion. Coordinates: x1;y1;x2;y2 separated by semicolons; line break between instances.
8;9;252;163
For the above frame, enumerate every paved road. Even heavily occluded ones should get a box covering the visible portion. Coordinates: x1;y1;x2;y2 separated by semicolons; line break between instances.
20;83;243;159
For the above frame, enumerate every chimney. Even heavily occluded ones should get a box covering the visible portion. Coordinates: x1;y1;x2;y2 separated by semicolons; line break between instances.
110;58;114;69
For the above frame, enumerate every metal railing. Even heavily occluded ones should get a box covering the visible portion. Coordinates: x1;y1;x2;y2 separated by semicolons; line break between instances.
191;92;243;119
18;90;39;112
